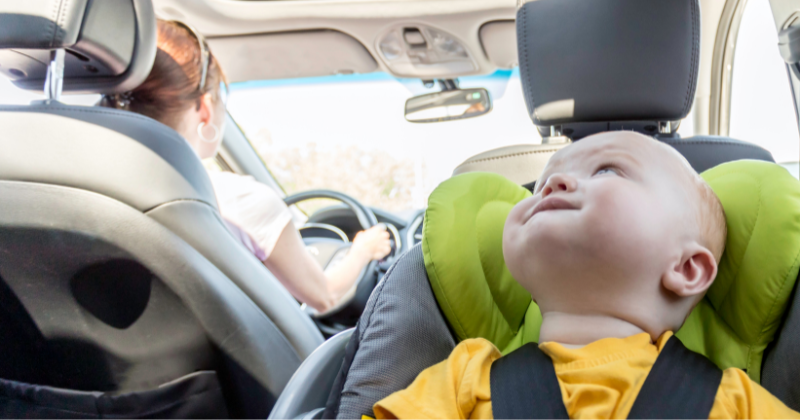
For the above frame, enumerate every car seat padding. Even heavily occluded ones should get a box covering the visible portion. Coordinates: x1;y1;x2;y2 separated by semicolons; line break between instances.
330;245;456;419
423;161;800;382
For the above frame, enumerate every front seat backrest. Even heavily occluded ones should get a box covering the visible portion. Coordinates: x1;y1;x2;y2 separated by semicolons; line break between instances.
0;0;322;415
0;0;323;360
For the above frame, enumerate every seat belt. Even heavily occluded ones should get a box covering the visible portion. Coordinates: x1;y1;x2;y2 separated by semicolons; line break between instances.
490;342;569;419
490;336;722;419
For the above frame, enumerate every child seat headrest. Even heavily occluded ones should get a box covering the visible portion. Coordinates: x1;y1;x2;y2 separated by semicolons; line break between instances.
423;160;800;382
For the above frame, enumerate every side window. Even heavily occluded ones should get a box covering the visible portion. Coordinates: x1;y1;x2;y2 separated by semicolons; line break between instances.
729;0;800;177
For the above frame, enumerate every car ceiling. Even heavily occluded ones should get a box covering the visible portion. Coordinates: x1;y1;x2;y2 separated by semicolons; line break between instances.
152;0;517;82
152;0;725;117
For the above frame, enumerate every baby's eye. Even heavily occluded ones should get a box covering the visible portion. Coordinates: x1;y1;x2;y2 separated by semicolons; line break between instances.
594;166;618;176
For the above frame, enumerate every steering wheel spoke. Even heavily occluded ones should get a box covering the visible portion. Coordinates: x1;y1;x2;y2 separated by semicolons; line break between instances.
284;190;381;325
302;237;351;270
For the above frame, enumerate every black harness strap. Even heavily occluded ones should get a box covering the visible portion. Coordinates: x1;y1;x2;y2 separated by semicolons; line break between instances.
490;336;723;419
627;336;723;419
490;343;569;419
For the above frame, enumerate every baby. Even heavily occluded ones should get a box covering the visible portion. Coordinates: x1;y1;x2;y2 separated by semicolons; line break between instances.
373;132;799;419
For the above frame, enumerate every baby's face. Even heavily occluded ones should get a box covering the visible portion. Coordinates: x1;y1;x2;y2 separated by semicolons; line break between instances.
503;132;697;321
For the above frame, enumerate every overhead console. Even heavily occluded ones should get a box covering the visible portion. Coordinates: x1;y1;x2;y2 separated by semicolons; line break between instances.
376;24;478;78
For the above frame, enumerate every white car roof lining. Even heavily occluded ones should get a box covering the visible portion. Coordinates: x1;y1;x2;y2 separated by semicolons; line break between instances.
153;0;517;80
207;30;378;83
153;0;725;132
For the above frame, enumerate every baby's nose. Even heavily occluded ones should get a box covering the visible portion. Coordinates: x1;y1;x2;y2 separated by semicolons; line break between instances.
541;173;577;197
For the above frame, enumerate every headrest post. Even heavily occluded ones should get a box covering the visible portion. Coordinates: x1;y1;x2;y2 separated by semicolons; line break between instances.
659;121;672;134
43;49;65;103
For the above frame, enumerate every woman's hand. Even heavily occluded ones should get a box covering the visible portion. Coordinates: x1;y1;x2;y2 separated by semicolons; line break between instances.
351;224;393;262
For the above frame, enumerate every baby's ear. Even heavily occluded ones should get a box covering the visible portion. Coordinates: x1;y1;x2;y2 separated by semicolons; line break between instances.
662;245;718;298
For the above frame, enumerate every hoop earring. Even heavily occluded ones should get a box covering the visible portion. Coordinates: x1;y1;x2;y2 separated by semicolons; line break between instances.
197;122;219;143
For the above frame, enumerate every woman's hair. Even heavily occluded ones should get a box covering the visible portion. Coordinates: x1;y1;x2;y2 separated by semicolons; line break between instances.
101;20;227;129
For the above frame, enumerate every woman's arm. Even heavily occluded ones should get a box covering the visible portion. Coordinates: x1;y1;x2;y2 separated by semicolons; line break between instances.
263;223;391;313
324;225;392;301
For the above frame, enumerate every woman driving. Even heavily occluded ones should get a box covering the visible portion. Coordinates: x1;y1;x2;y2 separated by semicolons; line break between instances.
102;20;392;313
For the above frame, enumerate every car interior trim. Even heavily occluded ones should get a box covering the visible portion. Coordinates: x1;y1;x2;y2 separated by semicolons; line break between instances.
300;223;350;243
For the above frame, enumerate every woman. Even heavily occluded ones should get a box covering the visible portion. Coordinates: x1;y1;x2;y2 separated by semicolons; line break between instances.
102;20;391;313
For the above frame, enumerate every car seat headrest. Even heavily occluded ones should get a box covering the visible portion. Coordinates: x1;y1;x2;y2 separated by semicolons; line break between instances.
0;0;156;94
423;161;800;383
517;0;700;139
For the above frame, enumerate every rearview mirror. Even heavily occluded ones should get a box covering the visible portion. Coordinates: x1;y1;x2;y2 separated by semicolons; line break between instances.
405;88;492;123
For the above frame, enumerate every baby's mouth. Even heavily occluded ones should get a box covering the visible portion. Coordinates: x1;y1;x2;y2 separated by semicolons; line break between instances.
527;196;579;221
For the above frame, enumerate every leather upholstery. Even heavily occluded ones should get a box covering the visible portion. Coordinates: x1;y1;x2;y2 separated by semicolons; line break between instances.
0;105;216;212
453;135;775;188
0;104;324;359
452;142;570;187
0;0;157;94
660;135;775;173
517;0;699;130
0;0;88;49
147;200;325;358
0;181;302;417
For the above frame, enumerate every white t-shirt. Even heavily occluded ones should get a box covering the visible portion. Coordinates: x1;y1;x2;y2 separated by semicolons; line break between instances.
208;171;293;261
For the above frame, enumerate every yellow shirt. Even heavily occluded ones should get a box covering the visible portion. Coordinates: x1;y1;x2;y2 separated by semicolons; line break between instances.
373;332;800;419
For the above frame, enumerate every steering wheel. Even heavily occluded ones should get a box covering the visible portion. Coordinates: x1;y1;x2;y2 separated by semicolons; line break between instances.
283;190;382;325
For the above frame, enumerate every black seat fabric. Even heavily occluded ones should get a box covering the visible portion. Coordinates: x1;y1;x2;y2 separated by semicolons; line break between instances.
661;135;775;173
324;245;455;419
0;372;229;419
518;0;699;138
762;280;800;411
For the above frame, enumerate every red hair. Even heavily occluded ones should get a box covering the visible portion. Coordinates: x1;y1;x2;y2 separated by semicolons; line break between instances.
101;20;226;129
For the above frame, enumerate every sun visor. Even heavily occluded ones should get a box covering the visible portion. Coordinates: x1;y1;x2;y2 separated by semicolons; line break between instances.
517;0;700;131
0;0;156;94
207;30;377;83
480;21;517;70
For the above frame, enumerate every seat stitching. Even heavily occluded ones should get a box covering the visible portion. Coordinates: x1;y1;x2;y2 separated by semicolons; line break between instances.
423;214;467;340
54;0;68;46
464;148;562;165
143;198;217;214
519;6;536;122
720;178;762;335
0;106;187;144
662;140;767;150
45;0;59;48
683;0;699;115
751;183;800;374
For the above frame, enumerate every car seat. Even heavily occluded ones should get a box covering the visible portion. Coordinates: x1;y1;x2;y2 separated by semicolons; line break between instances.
267;0;799;418
452;0;774;187
0;0;322;417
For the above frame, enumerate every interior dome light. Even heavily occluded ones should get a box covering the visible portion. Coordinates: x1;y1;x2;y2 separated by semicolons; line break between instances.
429;28;467;58
380;32;403;61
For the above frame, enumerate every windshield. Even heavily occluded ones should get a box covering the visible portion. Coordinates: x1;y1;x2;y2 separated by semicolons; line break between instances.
227;70;543;213
228;69;699;214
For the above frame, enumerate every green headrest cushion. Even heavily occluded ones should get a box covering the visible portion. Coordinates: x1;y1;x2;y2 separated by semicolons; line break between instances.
423;160;800;383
